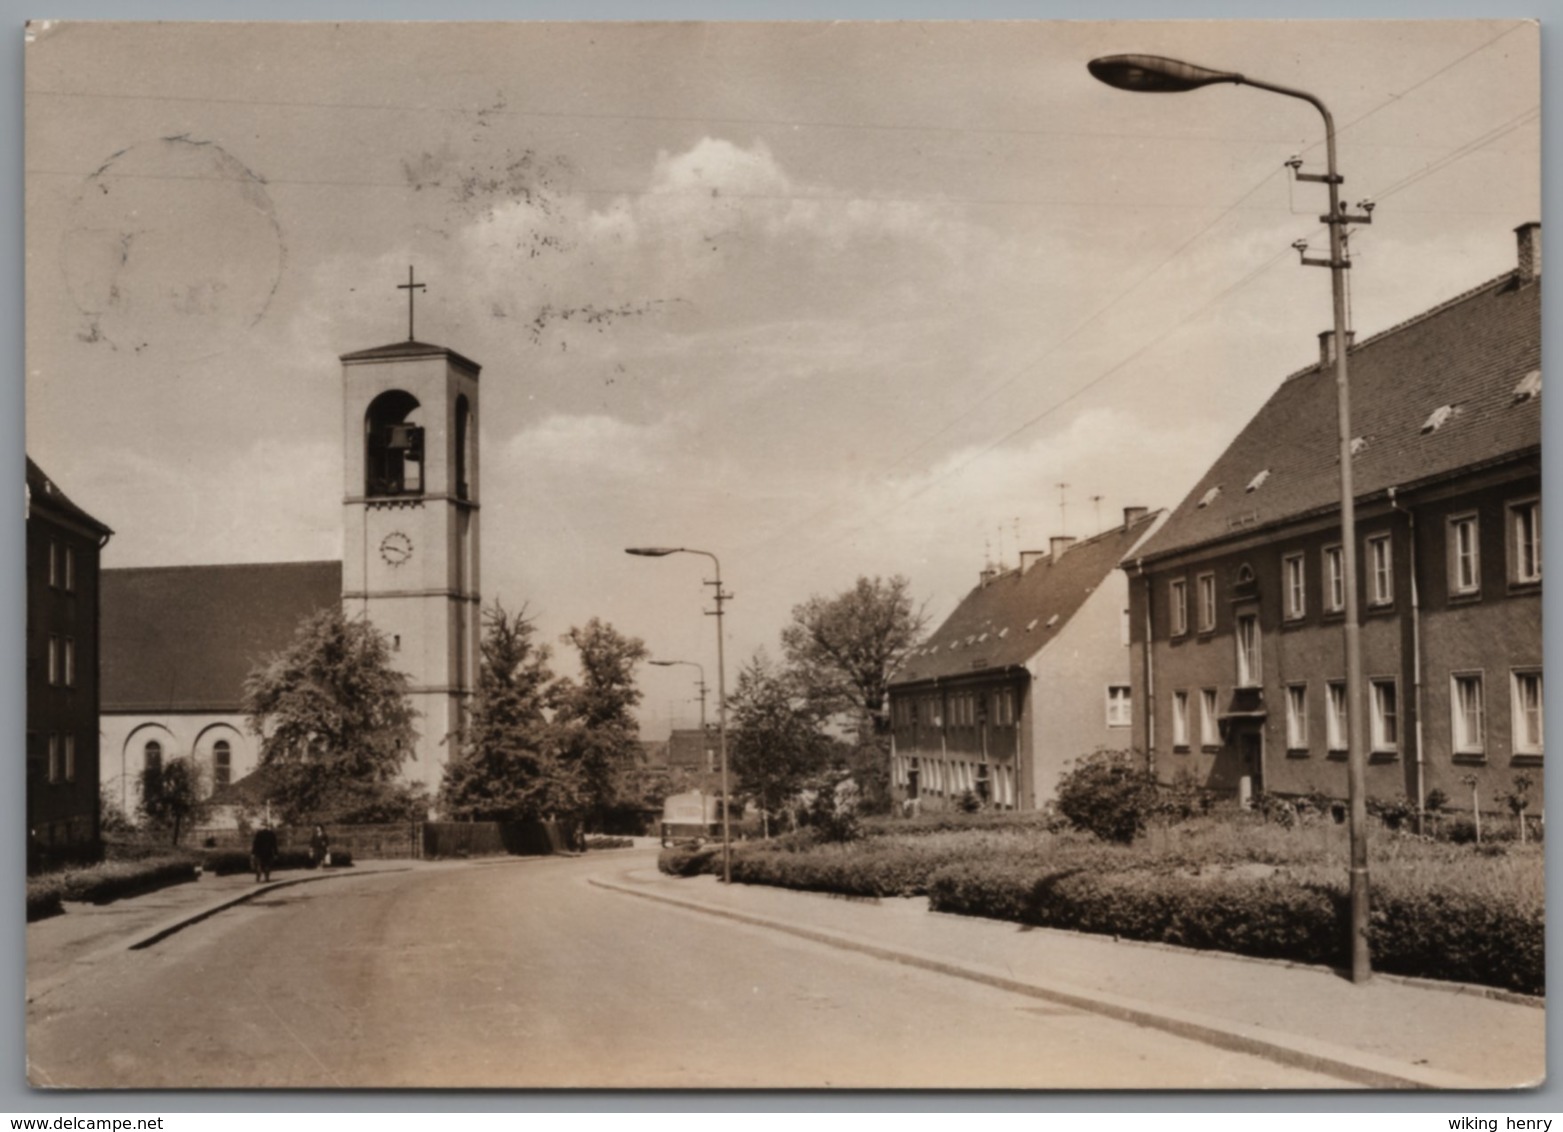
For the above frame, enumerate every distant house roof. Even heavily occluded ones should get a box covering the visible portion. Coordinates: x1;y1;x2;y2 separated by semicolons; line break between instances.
668;728;717;768
102;561;343;713
891;511;1162;686
339;339;481;377
26;458;112;538
1135;267;1541;564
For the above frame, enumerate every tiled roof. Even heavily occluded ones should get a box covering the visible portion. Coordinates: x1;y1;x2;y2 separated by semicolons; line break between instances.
339;339;481;376
25;458;112;537
890;512;1161;686
102;561;343;713
1136;270;1541;563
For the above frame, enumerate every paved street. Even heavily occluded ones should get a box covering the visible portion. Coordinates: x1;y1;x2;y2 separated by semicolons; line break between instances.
28;850;1348;1089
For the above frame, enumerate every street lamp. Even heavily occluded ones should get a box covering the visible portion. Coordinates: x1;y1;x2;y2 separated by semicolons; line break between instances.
626;547;733;883
650;659;712;770
1089;53;1374;983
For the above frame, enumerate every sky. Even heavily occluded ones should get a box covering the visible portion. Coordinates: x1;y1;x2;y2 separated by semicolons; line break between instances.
23;19;1541;738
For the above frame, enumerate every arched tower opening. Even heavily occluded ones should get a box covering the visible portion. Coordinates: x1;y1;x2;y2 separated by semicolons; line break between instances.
364;390;424;497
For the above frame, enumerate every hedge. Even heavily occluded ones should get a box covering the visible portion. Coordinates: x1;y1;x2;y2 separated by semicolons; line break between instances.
38;856;201;906
924;859;1544;996
26;878;64;922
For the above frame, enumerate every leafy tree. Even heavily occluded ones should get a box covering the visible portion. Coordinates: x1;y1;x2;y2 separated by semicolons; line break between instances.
550;618;649;822
441;602;580;821
138;755;210;846
780;575;927;734
780;575;926;812
727;651;830;828
242;608;417;824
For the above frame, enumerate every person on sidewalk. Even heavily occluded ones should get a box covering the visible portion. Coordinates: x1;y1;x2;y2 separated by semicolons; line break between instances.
309;824;330;869
251;823;279;883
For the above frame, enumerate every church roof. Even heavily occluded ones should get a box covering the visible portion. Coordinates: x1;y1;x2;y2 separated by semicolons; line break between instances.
890;511;1161;686
26;457;113;538
339;339;481;376
102;560;343;713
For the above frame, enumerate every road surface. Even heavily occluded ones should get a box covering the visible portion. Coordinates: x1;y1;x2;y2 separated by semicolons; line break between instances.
28;851;1348;1088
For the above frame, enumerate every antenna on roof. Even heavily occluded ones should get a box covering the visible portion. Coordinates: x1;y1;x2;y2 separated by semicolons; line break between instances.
1056;483;1070;535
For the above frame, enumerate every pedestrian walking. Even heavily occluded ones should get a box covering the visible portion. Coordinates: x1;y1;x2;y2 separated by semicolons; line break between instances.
309;824;330;869
251;823;279;883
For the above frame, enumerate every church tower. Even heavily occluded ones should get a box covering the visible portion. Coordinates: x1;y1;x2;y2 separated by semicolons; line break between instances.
339;291;480;796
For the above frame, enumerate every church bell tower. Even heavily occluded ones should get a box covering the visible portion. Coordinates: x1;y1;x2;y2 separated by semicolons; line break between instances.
339;272;480;794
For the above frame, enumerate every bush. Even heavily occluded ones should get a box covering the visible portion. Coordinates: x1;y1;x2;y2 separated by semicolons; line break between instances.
27;877;65;922
585;835;634;850
202;850;256;876
325;849;354;868
1055;749;1156;843
50;857;199;905
659;844;721;877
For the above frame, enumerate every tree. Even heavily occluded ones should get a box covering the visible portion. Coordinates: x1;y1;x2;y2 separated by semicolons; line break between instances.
440;602;580;821
780;575;926;811
780;575;927;734
138;755;210;846
550;618;649;822
727;651;830;829
242;607;418;824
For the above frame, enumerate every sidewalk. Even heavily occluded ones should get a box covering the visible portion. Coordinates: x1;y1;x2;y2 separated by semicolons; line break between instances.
594;865;1546;1091
27;859;417;992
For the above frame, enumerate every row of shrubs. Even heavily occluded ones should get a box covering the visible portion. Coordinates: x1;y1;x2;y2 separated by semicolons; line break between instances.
200;848;352;875
584;835;635;850
923;858;1544;996
27;856;200;920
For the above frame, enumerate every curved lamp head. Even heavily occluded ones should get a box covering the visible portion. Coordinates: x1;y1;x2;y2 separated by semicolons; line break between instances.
1087;54;1243;93
625;546;681;557
650;660;679;667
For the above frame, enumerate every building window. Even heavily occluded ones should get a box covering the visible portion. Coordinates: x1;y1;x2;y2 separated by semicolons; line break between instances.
1106;685;1132;728
64;546;75;593
1286;684;1308;750
1451;673;1485;756
1509;499;1541;584
1235;614;1261;688
1371;679;1399;752
1367;534;1393;606
1197;573;1216;632
213;739;232;788
47;734;60;784
47;637;59;686
47;541;60;588
1172;690;1190;748
1169;579;1188;636
1324;545;1345;612
1512;670;1543;756
1200;688;1220;747
64;734;76;783
1283;553;1306;620
1448;514;1480;596
1327;681;1347;753
143;740;164;801
63;638;75;688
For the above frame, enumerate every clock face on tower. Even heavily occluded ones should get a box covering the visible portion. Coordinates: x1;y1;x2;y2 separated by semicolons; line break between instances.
379;531;414;567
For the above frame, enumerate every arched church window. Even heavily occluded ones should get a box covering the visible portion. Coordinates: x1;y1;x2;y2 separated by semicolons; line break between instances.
212;740;232;789
143;740;163;801
455;394;471;501
365;390;424;497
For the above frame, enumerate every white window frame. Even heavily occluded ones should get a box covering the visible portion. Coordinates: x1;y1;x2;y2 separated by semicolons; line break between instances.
1106;684;1132;728
63;734;76;783
47;636;60;687
1509;498;1542;585
1324;545;1345;612
1286;684;1308;750
1448;513;1481;596
1197;572;1216;633
1172;690;1190;748
1283;553;1306;620
1511;669;1544;756
64;546;75;593
1200;688;1220;747
47;541;60;589
47;734;60;784
1169;578;1188;637
1235;614;1261;688
1326;681;1348;753
63;638;75;688
1367;533;1394;607
1450;672;1485;755
1370;678;1399;753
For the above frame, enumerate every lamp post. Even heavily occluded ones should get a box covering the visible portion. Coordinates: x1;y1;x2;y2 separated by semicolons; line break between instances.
651;659;712;771
1088;53;1374;983
627;547;733;884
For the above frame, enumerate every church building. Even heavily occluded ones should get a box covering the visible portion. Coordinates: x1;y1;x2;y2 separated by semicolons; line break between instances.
101;310;483;816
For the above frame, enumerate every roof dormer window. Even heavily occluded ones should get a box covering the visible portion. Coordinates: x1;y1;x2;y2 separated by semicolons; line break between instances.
1513;369;1542;403
1197;486;1221;509
1421;404;1457;435
1245;469;1270;493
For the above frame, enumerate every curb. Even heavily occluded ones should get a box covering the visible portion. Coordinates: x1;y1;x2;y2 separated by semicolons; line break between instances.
589;875;1494;1091
126;866;412;950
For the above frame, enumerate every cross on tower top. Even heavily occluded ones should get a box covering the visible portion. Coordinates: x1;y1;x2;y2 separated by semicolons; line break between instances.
397;265;427;341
